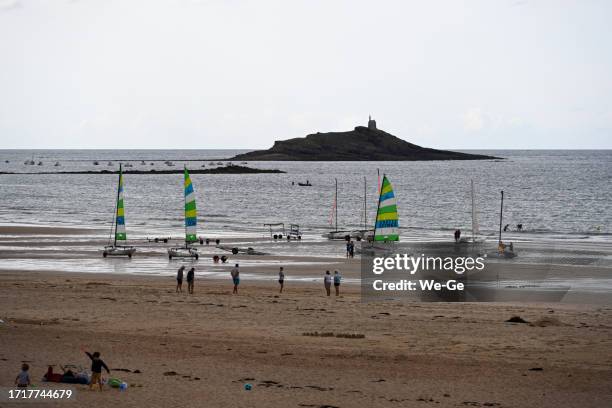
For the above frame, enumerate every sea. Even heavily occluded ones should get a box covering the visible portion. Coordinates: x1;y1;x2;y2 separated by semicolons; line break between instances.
0;149;611;282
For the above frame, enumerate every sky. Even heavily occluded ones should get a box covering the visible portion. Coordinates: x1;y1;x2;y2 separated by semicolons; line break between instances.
0;0;611;149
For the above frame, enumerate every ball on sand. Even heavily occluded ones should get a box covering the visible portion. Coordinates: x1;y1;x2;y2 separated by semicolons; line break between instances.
120;382;128;391
244;383;252;391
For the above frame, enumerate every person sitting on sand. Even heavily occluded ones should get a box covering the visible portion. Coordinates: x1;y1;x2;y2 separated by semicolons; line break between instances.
324;271;332;296
187;267;195;294
15;363;30;387
333;270;342;296
278;267;285;293
221;255;228;263
83;348;110;391
176;265;185;293
231;264;240;294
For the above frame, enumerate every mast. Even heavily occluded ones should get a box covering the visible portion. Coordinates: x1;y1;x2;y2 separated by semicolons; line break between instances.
373;174;385;239
335;178;338;232
471;179;475;242
498;190;504;243
113;164;122;247
364;176;367;230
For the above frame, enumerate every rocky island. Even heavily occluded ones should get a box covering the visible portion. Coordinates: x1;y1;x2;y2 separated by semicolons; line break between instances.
230;117;498;161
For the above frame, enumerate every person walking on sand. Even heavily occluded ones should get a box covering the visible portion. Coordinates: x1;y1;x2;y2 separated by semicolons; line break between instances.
176;265;185;293
324;270;332;296
15;363;30;387
82;348;110;391
278;266;285;293
186;267;195;294
231;263;240;294
333;270;342;296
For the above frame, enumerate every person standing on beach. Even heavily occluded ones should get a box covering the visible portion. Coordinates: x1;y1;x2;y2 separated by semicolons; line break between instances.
278;266;285;293
333;270;342;296
187;267;195;294
82;349;110;391
231;264;240;294
176;265;185;293
349;241;355;258
324;270;332;296
345;240;351;258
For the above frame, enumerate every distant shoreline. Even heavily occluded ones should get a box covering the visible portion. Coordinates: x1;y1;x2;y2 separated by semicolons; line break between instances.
0;165;285;175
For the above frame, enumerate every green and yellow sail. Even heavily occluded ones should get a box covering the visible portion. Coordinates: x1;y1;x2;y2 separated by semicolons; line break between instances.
184;167;198;243
114;166;127;243
374;175;399;242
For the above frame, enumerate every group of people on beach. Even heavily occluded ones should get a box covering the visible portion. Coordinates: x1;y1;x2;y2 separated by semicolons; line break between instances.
174;264;341;296
15;349;111;391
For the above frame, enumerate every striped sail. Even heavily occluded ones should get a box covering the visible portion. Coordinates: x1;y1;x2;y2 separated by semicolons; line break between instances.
184;167;197;243
115;168;127;242
374;175;399;242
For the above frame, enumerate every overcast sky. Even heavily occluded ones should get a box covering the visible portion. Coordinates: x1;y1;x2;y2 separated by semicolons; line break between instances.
1;0;610;149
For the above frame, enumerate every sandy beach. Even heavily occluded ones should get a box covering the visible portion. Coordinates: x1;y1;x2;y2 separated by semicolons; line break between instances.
1;268;611;407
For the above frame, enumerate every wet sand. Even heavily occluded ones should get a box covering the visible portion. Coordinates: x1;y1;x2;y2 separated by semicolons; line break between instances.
1;270;611;407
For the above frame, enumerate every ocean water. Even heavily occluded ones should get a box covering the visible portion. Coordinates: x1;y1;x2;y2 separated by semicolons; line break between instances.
0;149;610;242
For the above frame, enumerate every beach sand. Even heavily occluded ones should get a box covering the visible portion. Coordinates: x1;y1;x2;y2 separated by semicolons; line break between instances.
1;270;611;407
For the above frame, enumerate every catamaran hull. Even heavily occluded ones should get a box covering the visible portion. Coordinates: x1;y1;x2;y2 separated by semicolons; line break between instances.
324;230;373;241
168;247;199;260
103;246;136;258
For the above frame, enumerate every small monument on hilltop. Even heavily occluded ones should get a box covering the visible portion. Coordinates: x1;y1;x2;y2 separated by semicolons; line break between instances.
368;115;377;130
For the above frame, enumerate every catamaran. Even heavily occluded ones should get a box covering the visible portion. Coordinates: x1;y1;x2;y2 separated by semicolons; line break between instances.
168;167;199;260
357;174;399;253
371;174;399;242
324;177;374;241
103;164;136;258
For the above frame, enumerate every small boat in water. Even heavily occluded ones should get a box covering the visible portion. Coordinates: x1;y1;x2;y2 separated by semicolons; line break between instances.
297;180;312;186
103;164;136;258
168;167;199;260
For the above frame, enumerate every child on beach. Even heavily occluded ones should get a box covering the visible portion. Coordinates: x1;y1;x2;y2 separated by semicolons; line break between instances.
324;271;332;296
187;267;195;294
176;265;185;293
231;264;240;294
14;363;30;387
334;270;342;296
278;267;285;293
83;349;110;391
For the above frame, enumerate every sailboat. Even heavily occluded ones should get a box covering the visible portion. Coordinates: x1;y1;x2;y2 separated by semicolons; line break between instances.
323;178;373;241
496;190;516;258
371;174;400;242
103;164;136;258
460;179;484;243
168;167;199;260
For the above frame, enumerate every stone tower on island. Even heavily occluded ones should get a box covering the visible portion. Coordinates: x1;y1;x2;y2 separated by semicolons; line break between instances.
368;115;377;130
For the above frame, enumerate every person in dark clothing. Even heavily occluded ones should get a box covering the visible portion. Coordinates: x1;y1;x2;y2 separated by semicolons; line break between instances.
516;223;523;231
454;229;461;243
187;267;195;294
504;224;510;232
83;349;110;391
176;265;185;293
